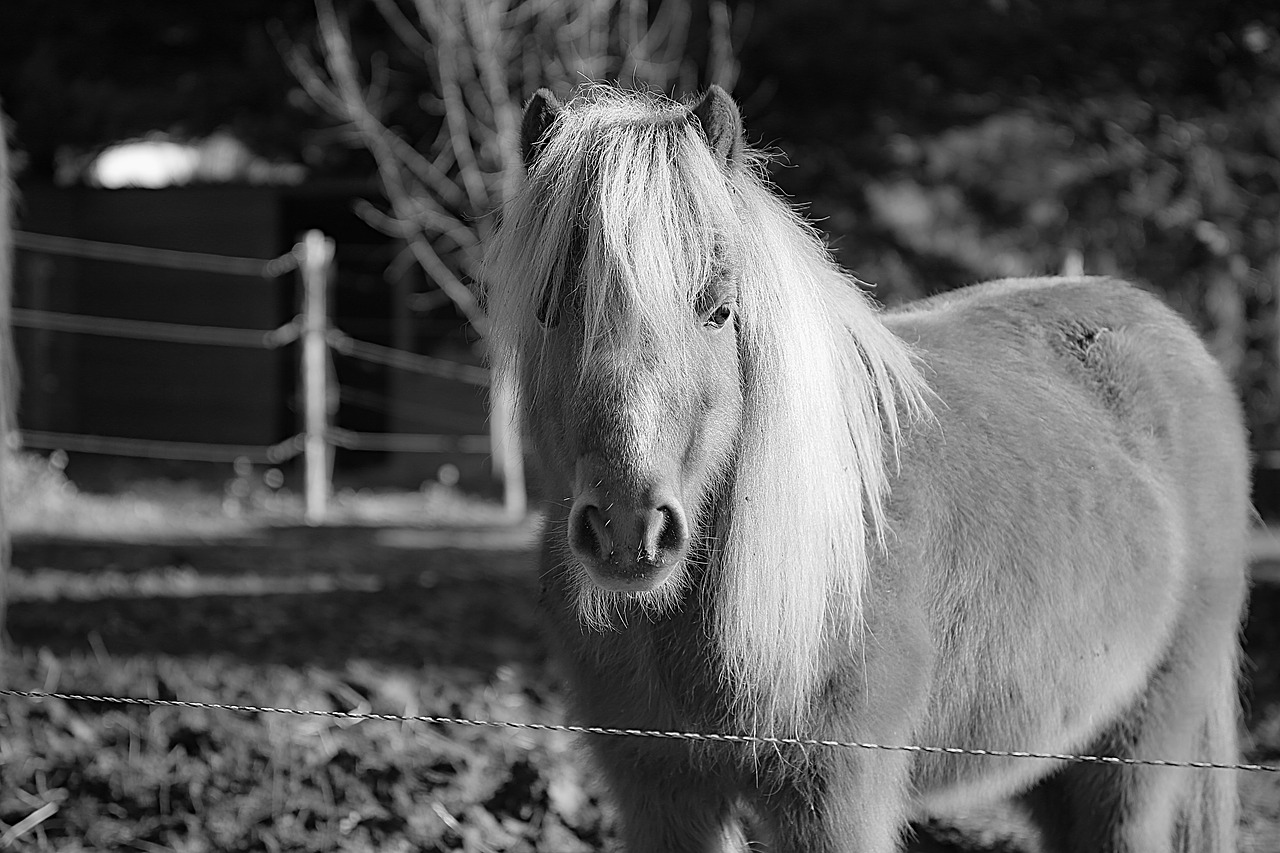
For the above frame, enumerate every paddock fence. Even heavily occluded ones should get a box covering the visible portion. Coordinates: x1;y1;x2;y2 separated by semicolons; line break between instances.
1;687;1277;774
9;228;521;521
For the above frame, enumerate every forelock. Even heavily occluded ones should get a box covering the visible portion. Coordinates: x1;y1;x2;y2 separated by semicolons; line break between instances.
527;92;741;344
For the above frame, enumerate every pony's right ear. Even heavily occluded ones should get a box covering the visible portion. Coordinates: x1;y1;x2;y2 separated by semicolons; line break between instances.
521;89;562;169
689;85;745;169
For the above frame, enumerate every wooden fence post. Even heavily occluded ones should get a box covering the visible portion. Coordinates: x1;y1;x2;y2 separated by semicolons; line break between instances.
300;230;335;525
489;367;526;519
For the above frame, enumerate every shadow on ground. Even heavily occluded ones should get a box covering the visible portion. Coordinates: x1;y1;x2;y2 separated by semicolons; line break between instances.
8;527;544;673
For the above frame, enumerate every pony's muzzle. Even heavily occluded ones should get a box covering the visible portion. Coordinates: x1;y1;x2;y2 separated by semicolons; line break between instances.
568;497;690;590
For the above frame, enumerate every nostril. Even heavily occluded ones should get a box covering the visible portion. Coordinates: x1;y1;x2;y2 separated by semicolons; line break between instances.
640;503;690;566
586;505;611;558
570;502;612;563
657;504;689;556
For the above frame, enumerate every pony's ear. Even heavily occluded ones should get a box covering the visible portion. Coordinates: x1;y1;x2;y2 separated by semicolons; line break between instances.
521;89;562;169
689;85;745;169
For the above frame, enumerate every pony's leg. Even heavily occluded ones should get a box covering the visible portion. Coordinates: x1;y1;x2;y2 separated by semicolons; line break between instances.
593;748;744;853
1173;683;1239;852
750;749;914;853
1020;611;1241;852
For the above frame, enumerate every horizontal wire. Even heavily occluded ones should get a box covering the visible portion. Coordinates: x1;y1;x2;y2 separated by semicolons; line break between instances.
2;689;1276;773
15;426;493;463
12;308;301;349
326;328;490;386
14;230;299;278
326;426;489;454
18;430;304;465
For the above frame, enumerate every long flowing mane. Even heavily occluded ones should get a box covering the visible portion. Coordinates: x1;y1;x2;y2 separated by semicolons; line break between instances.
485;88;929;732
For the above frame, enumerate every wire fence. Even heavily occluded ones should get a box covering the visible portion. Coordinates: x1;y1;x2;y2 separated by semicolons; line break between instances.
326;327;489;385
11;307;301;349
18;429;304;465
9;229;500;517
12;230;299;278
1;688;1277;774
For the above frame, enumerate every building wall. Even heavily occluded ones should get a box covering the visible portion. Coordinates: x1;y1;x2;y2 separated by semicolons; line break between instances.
10;181;497;490
14;184;289;446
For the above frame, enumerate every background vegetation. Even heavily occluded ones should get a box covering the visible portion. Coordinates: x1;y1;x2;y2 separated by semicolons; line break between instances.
734;1;1280;444
3;1;1279;441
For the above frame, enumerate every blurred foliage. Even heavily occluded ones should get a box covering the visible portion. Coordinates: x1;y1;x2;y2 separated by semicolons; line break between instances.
3;0;1280;441
735;0;1280;445
0;0;324;176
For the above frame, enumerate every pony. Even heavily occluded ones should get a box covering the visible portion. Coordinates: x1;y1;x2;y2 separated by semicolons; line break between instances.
483;85;1249;852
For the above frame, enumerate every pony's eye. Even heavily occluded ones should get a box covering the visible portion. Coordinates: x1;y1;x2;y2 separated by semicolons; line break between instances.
704;302;734;330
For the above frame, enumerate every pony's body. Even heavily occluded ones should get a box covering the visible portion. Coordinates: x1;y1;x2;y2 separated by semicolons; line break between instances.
486;87;1247;852
890;279;1245;834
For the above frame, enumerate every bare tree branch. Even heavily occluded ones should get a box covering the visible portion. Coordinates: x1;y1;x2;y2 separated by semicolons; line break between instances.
425;0;490;213
313;0;488;329
369;0;436;64
288;9;469;209
298;0;751;334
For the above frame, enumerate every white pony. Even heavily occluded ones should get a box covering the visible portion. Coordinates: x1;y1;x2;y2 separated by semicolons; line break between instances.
484;85;1248;852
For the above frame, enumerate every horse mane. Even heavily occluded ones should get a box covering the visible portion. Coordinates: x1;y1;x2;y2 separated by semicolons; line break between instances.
486;88;737;376
484;87;930;734
717;182;930;732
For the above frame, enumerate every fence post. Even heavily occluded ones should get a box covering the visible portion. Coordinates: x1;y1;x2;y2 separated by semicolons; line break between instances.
300;230;335;525
489;368;526;519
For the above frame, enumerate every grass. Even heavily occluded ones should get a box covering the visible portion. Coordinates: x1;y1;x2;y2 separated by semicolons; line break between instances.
1;450;611;852
2;649;604;852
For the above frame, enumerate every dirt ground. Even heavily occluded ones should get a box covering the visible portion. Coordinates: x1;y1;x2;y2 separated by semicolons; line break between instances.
3;526;1278;851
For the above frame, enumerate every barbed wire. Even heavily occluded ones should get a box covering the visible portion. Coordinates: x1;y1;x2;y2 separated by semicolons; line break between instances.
2;688;1276;773
11;308;301;349
18;430;304;465
14;230;299;278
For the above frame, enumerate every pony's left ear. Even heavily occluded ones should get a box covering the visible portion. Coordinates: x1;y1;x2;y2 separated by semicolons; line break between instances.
689;85;745;169
521;88;562;169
